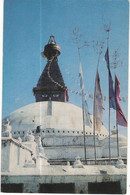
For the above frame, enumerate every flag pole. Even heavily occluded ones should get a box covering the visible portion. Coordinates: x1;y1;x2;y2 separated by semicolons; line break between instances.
93;56;100;165
106;29;111;164
82;90;87;162
78;47;87;162
93;76;96;165
115;75;120;158
73;29;90;163
116;108;120;157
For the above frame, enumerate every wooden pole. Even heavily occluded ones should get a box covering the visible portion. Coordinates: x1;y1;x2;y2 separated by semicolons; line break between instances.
78;48;87;162
116;115;120;157
82;94;87;161
93;80;96;165
93;56;100;165
115;75;120;158
107;30;111;164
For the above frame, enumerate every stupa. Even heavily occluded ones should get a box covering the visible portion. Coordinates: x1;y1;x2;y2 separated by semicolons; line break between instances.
1;35;127;193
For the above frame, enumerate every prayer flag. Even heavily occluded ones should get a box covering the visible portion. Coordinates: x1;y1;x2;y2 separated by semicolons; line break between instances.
94;71;103;132
79;63;92;127
115;75;127;127
105;48;117;110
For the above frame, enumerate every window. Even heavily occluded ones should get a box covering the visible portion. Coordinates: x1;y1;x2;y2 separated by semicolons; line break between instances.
1;184;23;193
88;182;122;194
39;183;75;193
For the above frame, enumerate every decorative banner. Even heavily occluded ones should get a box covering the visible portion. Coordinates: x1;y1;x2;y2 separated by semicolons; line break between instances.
64;67;128;103
49;65;128;103
68;89;128;103
115;74;127;127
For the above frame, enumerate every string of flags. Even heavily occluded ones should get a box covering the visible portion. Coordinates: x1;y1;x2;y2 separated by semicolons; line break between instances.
68;89;128;102
48;59;128;103
88;94;128;102
62;66;128;103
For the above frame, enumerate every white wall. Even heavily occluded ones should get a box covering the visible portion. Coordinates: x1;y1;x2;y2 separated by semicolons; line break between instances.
1;173;126;194
44;145;102;160
1;139;32;172
1;141;10;172
42;135;101;147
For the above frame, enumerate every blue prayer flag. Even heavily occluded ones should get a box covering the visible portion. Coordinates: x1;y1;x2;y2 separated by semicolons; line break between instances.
105;48;116;110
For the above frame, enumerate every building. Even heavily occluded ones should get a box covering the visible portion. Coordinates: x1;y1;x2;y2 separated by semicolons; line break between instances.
1;35;127;193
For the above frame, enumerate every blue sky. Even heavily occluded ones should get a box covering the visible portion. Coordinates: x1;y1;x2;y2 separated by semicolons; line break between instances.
3;0;129;136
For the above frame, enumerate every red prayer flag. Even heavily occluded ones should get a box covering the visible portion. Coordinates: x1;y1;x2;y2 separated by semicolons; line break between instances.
115;75;127;127
94;71;103;132
115;75;122;101
64;87;69;101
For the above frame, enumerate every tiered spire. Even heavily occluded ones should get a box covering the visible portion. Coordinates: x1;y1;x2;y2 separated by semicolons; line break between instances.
33;35;68;102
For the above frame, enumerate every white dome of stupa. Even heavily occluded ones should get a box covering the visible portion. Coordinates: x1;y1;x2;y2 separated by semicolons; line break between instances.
103;133;127;148
102;133;127;158
3;101;108;139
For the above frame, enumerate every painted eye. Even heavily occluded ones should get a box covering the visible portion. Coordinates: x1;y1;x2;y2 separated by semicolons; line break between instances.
53;94;59;97
42;94;48;97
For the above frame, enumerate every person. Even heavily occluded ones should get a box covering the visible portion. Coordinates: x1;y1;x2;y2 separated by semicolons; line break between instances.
36;125;41;134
